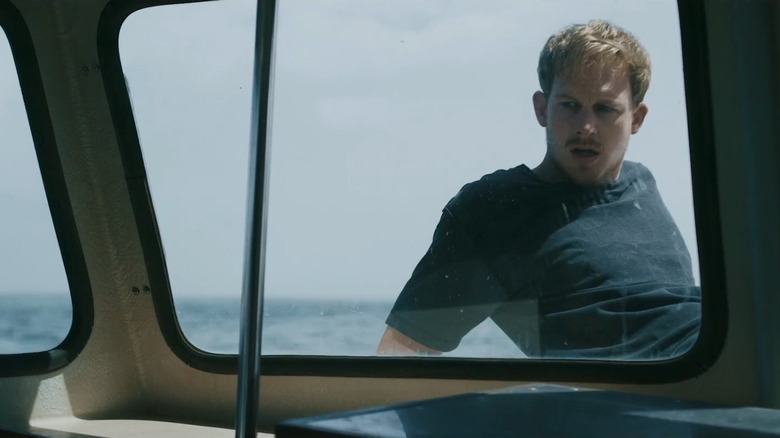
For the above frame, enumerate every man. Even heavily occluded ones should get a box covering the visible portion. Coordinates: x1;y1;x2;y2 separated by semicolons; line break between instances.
376;20;701;359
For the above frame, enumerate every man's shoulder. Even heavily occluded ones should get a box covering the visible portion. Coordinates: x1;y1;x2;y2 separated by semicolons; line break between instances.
445;165;541;214
443;161;659;216
621;161;656;186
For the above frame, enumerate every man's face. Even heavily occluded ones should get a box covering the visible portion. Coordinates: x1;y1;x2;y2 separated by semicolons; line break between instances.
532;63;648;186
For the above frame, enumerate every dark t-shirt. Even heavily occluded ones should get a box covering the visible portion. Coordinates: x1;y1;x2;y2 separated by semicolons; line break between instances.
386;161;701;359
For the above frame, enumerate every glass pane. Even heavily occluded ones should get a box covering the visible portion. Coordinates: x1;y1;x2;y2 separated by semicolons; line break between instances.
0;27;72;354
123;0;700;360
120;0;255;353
266;0;699;360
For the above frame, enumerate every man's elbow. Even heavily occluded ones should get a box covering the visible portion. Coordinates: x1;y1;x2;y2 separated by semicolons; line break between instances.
376;326;442;356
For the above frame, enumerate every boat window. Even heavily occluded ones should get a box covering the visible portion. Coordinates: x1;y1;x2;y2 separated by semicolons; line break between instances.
121;0;700;360
0;26;72;354
120;0;255;354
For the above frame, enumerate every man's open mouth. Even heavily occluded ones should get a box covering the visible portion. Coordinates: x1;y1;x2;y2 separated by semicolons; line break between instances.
572;148;599;157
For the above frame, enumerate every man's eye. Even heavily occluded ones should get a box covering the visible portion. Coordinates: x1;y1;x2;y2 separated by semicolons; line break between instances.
595;104;616;113
561;101;579;110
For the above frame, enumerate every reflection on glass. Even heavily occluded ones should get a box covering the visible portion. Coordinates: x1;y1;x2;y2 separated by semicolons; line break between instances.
0;28;72;354
121;0;699;359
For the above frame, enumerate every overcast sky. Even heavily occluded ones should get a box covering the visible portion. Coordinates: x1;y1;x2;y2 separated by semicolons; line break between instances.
1;0;696;303
1;27;67;295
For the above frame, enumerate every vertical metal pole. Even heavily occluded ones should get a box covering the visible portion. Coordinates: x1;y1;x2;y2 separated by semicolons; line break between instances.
235;0;277;437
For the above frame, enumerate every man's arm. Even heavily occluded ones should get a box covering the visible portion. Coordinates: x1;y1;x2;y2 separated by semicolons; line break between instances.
377;202;500;356
376;326;442;356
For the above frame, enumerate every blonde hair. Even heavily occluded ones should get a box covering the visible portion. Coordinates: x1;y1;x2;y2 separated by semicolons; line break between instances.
537;20;651;107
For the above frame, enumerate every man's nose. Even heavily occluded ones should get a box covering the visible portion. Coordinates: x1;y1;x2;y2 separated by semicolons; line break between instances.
574;110;597;136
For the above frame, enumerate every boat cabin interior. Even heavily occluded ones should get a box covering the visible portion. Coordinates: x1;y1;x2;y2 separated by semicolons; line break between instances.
1;0;779;436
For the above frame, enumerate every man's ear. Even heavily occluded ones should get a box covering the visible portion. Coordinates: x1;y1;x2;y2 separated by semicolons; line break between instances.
532;91;548;127
631;102;649;134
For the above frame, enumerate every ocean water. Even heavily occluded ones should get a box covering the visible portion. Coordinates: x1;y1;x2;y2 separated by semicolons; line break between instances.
0;294;524;358
0;294;73;354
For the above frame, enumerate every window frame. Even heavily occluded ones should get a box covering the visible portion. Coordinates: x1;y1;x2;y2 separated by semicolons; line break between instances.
0;0;93;377
99;0;726;382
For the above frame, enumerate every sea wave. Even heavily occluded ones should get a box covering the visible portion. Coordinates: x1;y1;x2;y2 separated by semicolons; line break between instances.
0;294;523;358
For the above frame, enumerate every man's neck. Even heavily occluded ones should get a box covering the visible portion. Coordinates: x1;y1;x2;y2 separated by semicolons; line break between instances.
532;157;567;184
532;156;624;187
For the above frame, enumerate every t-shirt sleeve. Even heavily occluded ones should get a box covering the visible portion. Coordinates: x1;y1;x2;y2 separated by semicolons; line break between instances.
385;207;507;352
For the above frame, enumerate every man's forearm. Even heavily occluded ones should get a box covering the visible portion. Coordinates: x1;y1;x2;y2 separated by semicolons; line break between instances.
376;326;443;356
